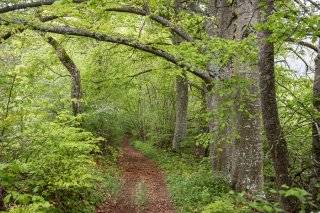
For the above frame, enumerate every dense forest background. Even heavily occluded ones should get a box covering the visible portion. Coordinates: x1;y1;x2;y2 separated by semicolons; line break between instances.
0;0;319;212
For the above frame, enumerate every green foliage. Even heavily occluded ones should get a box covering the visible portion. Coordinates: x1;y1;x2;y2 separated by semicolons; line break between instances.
2;192;51;213
202;186;319;213
278;186;318;211
212;187;319;213
133;141;230;212
202;200;237;213
0;112;121;212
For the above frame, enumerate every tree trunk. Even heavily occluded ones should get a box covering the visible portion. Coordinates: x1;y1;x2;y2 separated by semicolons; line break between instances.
258;0;297;210
195;87;210;157
311;39;320;206
206;84;233;173
231;0;264;196
205;0;235;174
204;84;217;164
47;36;83;116
172;0;188;152
172;73;188;151
214;0;235;174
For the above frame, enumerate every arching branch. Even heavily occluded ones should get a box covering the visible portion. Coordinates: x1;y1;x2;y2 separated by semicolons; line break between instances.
106;6;194;42
0;15;60;43
1;16;211;82
24;23;211;82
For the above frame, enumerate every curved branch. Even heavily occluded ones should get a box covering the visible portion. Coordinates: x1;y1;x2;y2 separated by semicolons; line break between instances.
28;24;211;82
1;16;60;43
1;17;210;81
286;37;319;52
106;6;194;42
0;0;85;14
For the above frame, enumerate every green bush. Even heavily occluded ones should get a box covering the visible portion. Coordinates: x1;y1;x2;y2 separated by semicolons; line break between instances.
0;112;121;212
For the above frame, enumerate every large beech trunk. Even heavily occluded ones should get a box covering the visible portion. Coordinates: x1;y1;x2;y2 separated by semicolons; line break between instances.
204;84;218;165
231;0;264;196
172;73;189;151
311;40;320;204
205;84;233;173
47;36;83;116
171;0;189;152
205;0;234;174
258;0;296;210
195;87;210;157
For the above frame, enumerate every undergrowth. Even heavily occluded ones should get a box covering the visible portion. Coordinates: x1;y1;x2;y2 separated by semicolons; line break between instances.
133;141;319;213
0;113;122;213
133;140;230;213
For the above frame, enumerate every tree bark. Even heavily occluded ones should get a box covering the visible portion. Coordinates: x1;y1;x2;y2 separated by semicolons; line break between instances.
214;0;235;174
172;73;188;151
171;0;189;152
204;0;236;175
258;0;297;210
231;0;264;196
47;36;83;116
196;86;210;157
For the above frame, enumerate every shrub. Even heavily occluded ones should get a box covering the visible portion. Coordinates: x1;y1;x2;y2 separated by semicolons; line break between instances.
0;112;121;212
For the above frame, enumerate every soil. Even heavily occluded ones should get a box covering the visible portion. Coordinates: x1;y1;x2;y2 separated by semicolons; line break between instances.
97;137;175;213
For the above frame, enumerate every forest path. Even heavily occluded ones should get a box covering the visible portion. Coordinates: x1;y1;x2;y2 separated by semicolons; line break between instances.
97;137;175;213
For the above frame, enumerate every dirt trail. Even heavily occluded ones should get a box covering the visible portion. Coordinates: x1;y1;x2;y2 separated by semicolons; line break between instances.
97;137;175;213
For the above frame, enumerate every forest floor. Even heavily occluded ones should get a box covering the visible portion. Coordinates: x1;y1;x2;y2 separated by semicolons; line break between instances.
97;137;175;213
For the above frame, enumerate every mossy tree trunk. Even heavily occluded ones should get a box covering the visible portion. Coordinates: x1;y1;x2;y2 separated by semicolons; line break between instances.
47;36;83;116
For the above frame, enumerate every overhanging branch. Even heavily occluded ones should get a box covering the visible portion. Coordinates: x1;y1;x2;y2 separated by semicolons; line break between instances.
106;6;194;42
1;18;211;82
0;15;60;43
38;27;210;81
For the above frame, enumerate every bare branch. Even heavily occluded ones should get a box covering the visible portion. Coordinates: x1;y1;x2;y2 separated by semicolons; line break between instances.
287;47;314;73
